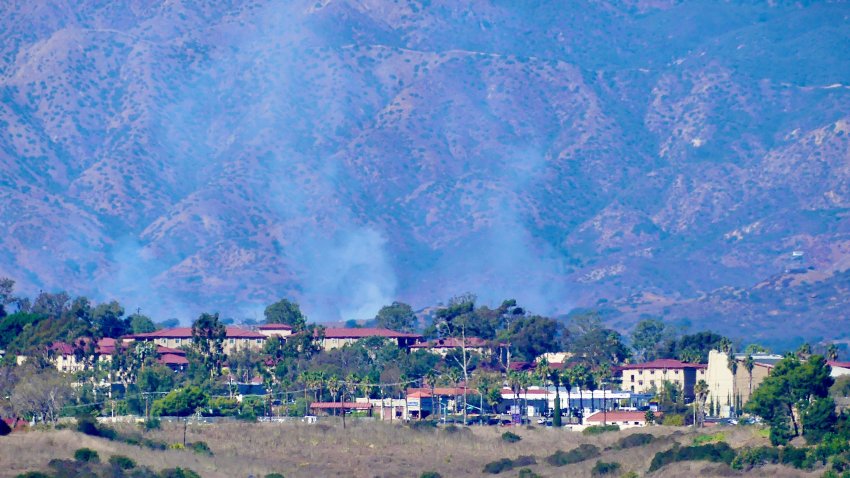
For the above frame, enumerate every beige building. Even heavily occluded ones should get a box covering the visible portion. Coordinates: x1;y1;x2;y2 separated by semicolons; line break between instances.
705;350;782;418
318;328;422;351
617;359;707;400
408;337;497;357
126;326;267;354
257;323;294;339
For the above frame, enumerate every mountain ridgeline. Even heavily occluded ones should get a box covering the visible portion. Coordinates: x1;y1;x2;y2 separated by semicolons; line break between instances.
1;1;849;349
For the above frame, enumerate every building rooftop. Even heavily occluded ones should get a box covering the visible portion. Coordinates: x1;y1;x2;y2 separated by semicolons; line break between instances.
128;326;265;340
585;410;655;423
309;402;372;410
257;323;293;330
321;327;422;340
617;359;706;371
409;337;490;349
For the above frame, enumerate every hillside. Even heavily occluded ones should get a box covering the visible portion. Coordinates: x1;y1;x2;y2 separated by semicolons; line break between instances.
1;1;850;347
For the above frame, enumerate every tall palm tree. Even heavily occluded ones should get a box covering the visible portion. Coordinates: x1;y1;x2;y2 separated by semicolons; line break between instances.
517;372;531;422
726;352;737;415
327;376;341;417
560;368;573;424
535;359;551;417
694;379;709;427
573;364;589;423
549;368;562;427
826;343;839;362
507;370;521;421
298;371;312;416
743;354;755;399
424;369;439;420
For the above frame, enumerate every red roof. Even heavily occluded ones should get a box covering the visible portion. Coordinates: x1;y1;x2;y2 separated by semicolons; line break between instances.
158;354;189;365
258;323;293;330
406;387;472;396
407;391;432;398
156;346;186;355
617;359;706;371
829;361;850;369
321;328;422;339
410;337;490;349
129;326;265;339
310;402;372;410
50;342;75;355
585;411;652;423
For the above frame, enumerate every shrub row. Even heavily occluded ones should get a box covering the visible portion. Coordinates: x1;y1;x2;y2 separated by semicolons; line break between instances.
482;455;536;474
648;442;736;472
582;424;619;435
613;433;653;449
545;444;601;466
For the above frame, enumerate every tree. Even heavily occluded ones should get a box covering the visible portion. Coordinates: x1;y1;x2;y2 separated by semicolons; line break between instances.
503;315;563;362
659;331;728;363
191;313;227;379
264;299;306;331
694;380;709;427
567;313;630;368
374;302;416;332
151;386;208;417
129;314;157;334
826;343;839;362
10;365;73;423
743;354;755;398
92;300;129;338
0;277;16;317
727;351;738;414
746;355;834;444
631;318;667;361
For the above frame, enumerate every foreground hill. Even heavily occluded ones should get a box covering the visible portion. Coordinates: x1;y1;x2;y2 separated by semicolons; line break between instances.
1;1;849;346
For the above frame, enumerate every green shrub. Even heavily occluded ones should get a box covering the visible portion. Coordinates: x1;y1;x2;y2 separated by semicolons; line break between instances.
620;472;639;478
76;416;117;440
501;431;521;443
517;469;541;478
419;473;442;478
74;448;100;463
648;442;735;472
662;414;685;426
692;432;725;445
545;444;601;466
265;474;286;478
15;473;52;478
0;418;11;436
583;424;620;435
188;441;213;456
143;418;161;430
409;420;437;431
483;458;514;474
159;468;202;478
109;454;137;469
591;461;622;476
782;446;809;469
513;456;536;467
614;433;653;449
731;446;780;470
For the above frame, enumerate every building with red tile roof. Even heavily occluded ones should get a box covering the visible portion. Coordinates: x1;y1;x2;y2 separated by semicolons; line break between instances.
585;410;656;428
409;337;500;357
318;328;422;350
617;359;707;400
126;326;266;354
257;323;294;339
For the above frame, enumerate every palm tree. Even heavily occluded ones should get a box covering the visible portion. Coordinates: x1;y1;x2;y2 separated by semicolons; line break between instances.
726;352;737;415
743;354;755;399
298;371;312;416
694;379;709;427
424;369;439;420
535;359;551;417
549;368;562;427
718;337;732;354
573;364;589;423
507;371;522;421
560;368;573;424
826;343;839;362
594;363;612;425
446;368;461;418
517;372;531;422
327;376;341;417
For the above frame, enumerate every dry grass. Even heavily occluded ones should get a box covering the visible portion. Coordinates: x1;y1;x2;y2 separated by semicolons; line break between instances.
0;422;823;478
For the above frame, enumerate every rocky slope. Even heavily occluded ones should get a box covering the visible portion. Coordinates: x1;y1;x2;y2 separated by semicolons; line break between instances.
1;0;849;348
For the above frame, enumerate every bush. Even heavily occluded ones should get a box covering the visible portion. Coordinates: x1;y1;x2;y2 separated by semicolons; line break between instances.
15;473;52;478
0;418;11;436
591;461;622;476
109;454;137;470
188;441;213;456
692;432;725;445
545;444;601;466
419;473;441;478
265;474;286;478
74;448;100;463
76;416;117;440
501;431;521;443
782;446;809;469
143;418;161;430
583;424;620;435
620;472;639;478
159;468;202;478
409;420;437;431
483;458;514;474
614;433;654;449
662;414;685;426
482;456;536;474
517;469;541;478
648;442;736;472
731;446;780;470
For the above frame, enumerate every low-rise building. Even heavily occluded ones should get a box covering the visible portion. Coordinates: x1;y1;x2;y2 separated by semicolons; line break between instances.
828;361;850;378
408;337;497;357
584;410;655;428
319;328;422;350
257;323;293;339
616;359;707;400
126;326;267;354
705;351;783;418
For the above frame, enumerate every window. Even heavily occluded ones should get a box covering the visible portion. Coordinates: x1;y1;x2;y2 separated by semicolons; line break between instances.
638;381;643;386
675;370;679;374
630;374;635;381
639;370;644;375
229;339;235;344
650;370;655;375
634;422;640;425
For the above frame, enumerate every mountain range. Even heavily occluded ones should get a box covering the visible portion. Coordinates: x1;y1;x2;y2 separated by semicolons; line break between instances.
2;0;850;350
